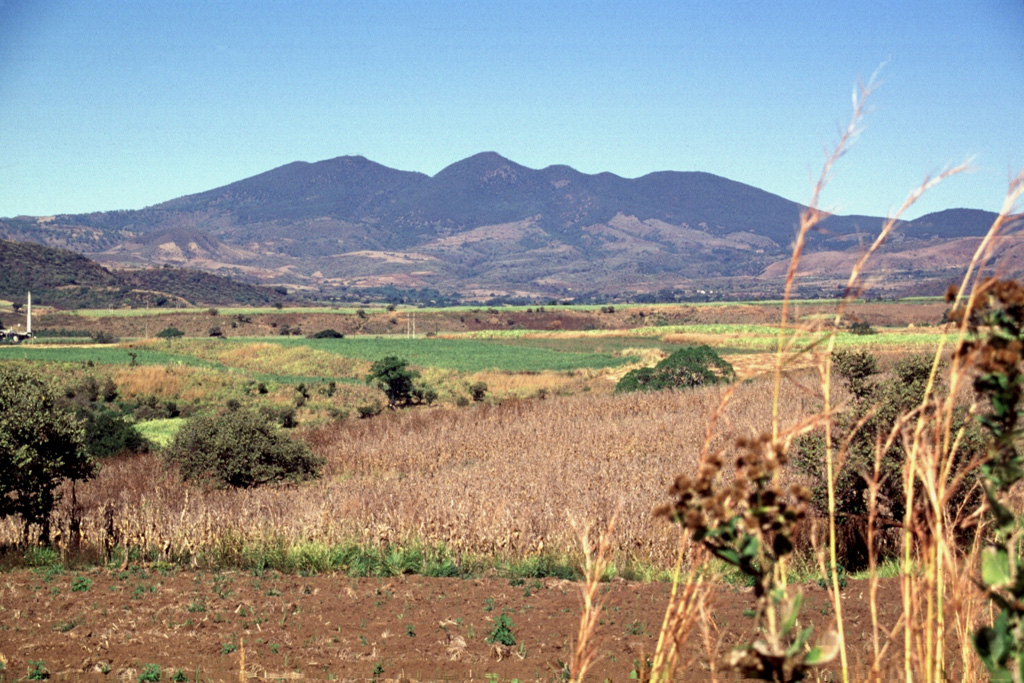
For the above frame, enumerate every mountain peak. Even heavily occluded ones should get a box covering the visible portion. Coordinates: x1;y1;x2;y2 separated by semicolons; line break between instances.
433;152;528;182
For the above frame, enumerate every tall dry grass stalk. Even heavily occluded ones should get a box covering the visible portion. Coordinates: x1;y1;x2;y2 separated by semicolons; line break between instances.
818;168;970;683
569;511;619;682
648;543;713;681
897;168;1024;683
770;78;880;683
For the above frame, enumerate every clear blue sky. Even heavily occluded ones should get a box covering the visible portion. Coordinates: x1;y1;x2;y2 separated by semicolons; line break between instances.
1;1;1020;220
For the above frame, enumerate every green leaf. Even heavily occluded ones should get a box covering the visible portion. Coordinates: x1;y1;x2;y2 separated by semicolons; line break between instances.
981;546;1013;588
974;611;1011;672
740;534;760;560
785;624;814;659
714;547;741;567
780;591;804;636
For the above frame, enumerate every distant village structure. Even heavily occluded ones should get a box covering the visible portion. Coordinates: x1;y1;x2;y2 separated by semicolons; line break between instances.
0;292;32;343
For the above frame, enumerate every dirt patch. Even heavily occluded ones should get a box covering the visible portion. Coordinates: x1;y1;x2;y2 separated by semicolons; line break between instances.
0;569;902;681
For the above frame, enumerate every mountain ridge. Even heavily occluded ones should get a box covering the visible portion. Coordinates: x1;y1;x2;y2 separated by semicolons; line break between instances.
0;153;1014;299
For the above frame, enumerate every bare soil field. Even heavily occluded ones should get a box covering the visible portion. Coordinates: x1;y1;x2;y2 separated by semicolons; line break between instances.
0;568;900;682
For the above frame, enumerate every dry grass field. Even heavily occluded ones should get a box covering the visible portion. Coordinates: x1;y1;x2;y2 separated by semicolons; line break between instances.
6;374;816;572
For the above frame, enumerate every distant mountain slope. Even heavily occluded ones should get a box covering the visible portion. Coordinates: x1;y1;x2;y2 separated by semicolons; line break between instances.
0;239;288;308
0;153;1008;298
0;239;120;293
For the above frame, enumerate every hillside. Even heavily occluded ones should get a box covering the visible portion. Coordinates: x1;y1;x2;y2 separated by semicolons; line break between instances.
0;239;288;308
0;154;1013;299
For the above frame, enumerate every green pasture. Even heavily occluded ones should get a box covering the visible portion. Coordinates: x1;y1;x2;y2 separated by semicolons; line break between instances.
135;417;185;447
265;336;637;373
0;334;637;377
0;345;220;367
0;325;957;385
452;323;956;353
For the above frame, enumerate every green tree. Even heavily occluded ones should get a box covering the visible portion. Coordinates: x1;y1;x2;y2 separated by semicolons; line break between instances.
615;345;735;393
0;366;94;543
156;326;184;339
366;356;434;408
165;409;323;488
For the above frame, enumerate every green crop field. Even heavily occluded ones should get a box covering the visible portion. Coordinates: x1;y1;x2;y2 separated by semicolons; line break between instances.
0;345;221;367
0;334;637;380
266;336;637;373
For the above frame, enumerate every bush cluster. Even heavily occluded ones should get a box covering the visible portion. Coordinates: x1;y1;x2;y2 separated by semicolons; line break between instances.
165;409;323;488
615;345;735;393
794;349;984;568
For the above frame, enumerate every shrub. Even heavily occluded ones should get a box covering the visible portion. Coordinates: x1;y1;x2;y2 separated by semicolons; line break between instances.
411;385;438;405
956;279;1024;677
794;350;984;568
81;408;149;459
165;410;323;488
0;366;94;543
656;438;833;679
366;356;436;408
208;326;224;338
830;349;878;399
615;345;735;393
357;403;382;419
90;330;119;344
133;395;180;421
155;326;184;339
101;377;118;402
309;328;344;339
848;320;877;335
259;405;298;429
468;382;488;402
